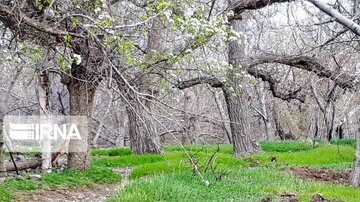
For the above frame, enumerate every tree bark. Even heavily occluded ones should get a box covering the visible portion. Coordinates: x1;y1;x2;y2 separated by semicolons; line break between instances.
93;89;113;147
213;90;232;143
223;88;254;155
66;73;96;169
121;16;167;154
259;82;274;141
126;98;163;154
0;67;22;176
5;159;42;171
350;127;360;186
0;134;5;177
226;16;255;155
38;71;52;173
324;101;335;141
182;91;196;145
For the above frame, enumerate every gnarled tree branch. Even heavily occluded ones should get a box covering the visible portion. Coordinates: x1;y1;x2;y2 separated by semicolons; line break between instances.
248;56;358;90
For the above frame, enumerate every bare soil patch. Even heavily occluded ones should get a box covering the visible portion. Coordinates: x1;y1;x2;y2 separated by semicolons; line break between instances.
15;167;132;202
17;183;119;202
284;167;350;185
259;193;343;202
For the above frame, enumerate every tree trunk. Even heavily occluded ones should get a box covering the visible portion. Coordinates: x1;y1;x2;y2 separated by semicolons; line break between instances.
223;88;254;155
0;116;5;177
259;82;274;141
324;101;335;141
182;91;196;145
93;89;113;147
66;76;96;169
213;90;232;143
226;17;255;155
336;125;344;139
0;67;22;176
38;71;52;173
117;16;167;154
126;99;163;154
115;72;163;154
350;128;360;186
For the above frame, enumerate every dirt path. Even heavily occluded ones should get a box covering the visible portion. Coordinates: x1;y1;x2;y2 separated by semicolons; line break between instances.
17;167;133;202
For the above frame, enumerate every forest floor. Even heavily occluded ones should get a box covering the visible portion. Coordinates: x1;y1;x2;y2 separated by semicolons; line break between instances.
1;140;360;202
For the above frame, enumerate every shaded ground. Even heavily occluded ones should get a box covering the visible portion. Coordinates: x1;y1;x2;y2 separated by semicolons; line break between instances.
16;167;132;202
260;193;343;202
18;184;119;202
284;167;351;185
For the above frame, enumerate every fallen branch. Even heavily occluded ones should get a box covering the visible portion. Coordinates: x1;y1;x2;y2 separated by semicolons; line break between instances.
5;159;42;171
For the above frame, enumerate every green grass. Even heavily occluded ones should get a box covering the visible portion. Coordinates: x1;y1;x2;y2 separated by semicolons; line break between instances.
91;147;131;156
92;154;165;168
4;142;360;202
0;186;11;202
41;166;122;187
106;143;359;202
330;138;356;148
0;165;121;201
164;144;233;154
91;146;246;179
109;167;360;202
129;152;246;178
259;140;313;152
251;144;354;168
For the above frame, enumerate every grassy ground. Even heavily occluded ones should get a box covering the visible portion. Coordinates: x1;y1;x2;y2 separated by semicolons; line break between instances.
105;141;360;202
1;140;359;201
0;165;122;201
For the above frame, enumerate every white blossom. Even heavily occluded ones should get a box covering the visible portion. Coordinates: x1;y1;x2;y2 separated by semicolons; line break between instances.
94;7;101;14
73;54;82;65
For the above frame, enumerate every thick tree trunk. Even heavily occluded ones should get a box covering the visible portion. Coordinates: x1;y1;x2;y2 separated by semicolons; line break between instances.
226;17;255;155
126;99;163;154
115;72;163;154
115;16;167;154
223;89;254;155
66;78;96;169
350;129;360;186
